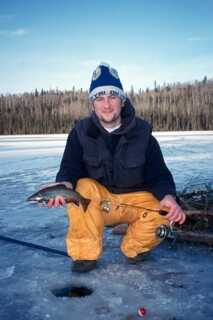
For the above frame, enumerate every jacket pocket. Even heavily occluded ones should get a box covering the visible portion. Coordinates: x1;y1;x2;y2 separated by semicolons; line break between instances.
115;157;145;187
83;156;105;180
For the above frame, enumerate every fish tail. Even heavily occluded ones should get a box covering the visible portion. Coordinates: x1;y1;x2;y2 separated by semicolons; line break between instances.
81;198;91;212
65;195;91;212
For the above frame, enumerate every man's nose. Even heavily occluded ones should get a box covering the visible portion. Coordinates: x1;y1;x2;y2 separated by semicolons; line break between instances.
103;97;111;108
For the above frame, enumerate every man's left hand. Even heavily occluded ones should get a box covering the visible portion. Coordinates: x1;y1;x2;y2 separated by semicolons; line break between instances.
160;194;186;224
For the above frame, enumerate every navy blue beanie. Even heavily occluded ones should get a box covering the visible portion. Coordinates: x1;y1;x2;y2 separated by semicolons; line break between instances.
89;62;126;102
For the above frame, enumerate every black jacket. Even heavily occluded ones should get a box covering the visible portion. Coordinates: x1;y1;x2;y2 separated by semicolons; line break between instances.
56;99;176;200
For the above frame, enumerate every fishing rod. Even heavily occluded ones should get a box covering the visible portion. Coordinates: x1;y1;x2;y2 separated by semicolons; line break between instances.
0;234;122;254
100;199;168;215
0;235;68;257
120;203;168;214
0;201;169;255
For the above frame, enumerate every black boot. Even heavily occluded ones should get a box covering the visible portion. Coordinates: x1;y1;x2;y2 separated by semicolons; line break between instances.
71;260;97;273
128;252;150;264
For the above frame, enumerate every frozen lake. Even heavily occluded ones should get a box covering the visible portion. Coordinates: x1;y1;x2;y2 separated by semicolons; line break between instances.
0;132;213;320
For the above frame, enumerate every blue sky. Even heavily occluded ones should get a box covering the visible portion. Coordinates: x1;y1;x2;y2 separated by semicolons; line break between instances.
0;0;213;93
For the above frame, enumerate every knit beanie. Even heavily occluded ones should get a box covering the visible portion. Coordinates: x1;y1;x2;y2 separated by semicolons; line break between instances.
89;62;126;102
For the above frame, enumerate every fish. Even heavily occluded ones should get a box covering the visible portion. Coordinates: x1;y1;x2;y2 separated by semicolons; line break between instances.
27;183;91;212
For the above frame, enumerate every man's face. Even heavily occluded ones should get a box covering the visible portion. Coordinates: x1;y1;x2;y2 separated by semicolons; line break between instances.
92;95;123;125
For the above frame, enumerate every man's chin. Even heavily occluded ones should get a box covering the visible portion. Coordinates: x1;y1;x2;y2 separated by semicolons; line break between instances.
100;116;115;123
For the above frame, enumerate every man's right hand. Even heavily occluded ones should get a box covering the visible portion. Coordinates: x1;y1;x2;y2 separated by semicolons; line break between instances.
48;196;66;208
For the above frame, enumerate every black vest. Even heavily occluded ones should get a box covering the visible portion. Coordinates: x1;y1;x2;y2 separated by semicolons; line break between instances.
75;103;151;193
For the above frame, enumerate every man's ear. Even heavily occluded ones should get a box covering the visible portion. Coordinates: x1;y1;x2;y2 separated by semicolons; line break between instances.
89;101;94;111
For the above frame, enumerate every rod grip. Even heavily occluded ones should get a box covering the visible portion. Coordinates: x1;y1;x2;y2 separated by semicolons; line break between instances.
159;210;168;216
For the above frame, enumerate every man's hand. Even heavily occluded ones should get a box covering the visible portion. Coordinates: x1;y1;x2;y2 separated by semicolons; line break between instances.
48;196;66;208
160;194;186;225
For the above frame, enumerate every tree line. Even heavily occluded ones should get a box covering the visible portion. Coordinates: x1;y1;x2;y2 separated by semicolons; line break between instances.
0;78;212;134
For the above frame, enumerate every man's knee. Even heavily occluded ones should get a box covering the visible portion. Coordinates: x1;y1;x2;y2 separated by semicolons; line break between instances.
76;178;102;197
76;177;100;189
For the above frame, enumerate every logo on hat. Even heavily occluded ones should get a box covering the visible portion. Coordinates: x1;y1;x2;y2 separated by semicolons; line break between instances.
92;66;101;80
109;67;119;79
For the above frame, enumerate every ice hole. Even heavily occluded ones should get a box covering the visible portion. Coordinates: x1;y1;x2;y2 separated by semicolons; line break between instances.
52;285;93;298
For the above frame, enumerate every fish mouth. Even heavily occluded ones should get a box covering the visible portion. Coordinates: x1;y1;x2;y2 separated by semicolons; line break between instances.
27;196;43;203
27;199;39;203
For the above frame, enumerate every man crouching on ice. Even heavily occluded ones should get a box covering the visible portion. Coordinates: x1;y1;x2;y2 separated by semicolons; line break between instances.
47;62;186;272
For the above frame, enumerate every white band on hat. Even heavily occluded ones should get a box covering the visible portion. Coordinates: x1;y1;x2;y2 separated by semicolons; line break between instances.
89;85;126;101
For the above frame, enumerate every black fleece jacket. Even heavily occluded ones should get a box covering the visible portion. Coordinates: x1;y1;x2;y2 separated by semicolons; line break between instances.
56;115;176;200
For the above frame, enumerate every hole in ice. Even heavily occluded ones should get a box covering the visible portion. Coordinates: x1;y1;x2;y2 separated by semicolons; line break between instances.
52;285;93;298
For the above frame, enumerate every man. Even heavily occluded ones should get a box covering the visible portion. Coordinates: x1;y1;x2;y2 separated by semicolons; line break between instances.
48;62;186;272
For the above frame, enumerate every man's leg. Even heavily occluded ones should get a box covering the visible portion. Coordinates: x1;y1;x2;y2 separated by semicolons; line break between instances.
117;191;168;259
66;178;118;265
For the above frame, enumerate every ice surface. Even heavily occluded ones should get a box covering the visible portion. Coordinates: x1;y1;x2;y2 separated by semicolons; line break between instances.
0;132;213;320
0;265;15;280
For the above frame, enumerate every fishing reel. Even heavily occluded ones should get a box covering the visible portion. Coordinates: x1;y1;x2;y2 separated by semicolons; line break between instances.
155;221;176;240
100;200;112;213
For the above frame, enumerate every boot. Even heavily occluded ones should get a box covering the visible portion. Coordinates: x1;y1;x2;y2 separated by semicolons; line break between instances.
128;252;150;264
71;260;97;273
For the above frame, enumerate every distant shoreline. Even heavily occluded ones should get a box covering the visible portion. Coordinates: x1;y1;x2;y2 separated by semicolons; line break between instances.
1;130;213;139
1;80;213;134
